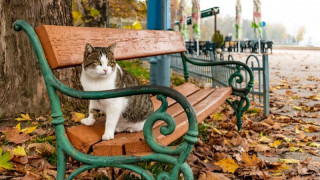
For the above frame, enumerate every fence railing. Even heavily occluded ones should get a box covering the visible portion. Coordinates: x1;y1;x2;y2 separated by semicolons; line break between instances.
168;52;270;117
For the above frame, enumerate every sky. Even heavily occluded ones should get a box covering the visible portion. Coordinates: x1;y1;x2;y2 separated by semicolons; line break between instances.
198;0;320;45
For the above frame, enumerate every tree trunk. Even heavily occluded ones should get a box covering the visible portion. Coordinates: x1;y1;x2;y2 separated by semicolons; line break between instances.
170;0;179;29
0;0;82;119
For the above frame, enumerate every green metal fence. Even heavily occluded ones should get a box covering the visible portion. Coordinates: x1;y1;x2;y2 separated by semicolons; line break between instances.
169;52;270;117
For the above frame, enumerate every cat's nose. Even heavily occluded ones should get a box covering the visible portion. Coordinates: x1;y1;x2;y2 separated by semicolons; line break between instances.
103;69;108;74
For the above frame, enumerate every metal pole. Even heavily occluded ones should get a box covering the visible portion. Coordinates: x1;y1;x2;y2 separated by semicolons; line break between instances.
147;0;171;87
214;12;217;33
262;54;270;117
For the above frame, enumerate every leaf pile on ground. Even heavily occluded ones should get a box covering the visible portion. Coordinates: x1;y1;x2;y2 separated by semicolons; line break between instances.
190;73;320;179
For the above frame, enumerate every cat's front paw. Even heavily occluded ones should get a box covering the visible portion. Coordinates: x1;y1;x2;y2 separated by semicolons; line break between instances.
102;131;114;140
81;117;96;126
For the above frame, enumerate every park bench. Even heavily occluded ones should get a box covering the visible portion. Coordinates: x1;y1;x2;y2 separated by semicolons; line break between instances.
14;20;253;179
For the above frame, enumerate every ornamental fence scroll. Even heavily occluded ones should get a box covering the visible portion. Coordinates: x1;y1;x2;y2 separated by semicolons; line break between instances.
169;50;270;118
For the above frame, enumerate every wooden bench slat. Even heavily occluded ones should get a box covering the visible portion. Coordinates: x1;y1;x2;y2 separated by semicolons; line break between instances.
67;82;199;154
93;88;215;156
123;87;232;155
152;82;200;111
35;25;186;69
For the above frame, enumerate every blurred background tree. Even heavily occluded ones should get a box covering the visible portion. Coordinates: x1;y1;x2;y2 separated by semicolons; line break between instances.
296;26;306;44
72;0;147;28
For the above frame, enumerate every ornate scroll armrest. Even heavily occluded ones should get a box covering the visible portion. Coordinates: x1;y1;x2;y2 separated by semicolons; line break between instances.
49;76;198;179
180;53;254;130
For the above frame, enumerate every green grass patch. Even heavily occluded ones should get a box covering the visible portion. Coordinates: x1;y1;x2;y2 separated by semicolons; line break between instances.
246;108;261;114
117;60;149;84
125;162;174;179
171;74;185;86
47;149;58;166
32;135;56;146
198;122;211;143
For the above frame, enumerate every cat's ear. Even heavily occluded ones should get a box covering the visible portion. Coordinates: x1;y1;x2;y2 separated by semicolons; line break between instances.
108;43;117;52
85;43;94;54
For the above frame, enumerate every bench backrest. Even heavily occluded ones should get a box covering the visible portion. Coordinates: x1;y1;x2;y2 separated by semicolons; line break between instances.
35;25;186;69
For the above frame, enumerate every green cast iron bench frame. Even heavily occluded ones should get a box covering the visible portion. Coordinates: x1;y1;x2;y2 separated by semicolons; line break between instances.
13;20;253;179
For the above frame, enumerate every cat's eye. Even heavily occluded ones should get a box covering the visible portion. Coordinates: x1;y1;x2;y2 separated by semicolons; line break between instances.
107;62;112;66
95;62;101;65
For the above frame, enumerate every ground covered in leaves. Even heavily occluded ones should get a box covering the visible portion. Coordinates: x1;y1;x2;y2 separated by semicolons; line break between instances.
0;50;320;179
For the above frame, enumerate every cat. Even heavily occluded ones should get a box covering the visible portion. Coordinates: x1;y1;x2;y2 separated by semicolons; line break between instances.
80;43;154;140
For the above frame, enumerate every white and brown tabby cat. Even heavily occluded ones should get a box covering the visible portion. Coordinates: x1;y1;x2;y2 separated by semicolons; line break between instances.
80;43;154;140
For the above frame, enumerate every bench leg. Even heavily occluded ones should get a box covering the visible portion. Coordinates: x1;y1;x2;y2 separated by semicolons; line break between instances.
226;96;249;130
181;53;189;82
56;146;67;179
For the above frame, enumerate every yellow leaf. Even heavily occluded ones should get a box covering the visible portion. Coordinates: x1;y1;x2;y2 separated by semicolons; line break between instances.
71;112;85;122
309;142;320;148
293;106;302;111
276;116;290;121
214;157;239;173
210;112;223;121
270;163;290;175
283;136;292;142
279;159;299;164
269;140;282;148
212;127;222;135
295;125;302;134
15;123;21;131
289;146;300;152
15;113;32;121
21;126;37;134
13;146;26;157
16;123;37;134
258;136;272;143
292;95;300;99
302;124;320;133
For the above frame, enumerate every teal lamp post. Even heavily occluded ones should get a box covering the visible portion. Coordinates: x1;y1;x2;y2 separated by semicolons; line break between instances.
147;0;171;87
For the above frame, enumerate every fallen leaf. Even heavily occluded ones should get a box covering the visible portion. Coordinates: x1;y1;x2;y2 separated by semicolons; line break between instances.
15;113;32;121
27;142;55;156
270;163;291;175
295;125;303;134
21;171;41;180
6;128;30;144
303;124;319;133
293;106;302;111
308;142;320;148
71;112;86;122
289;146;300;152
210;112;224;121
0;148;13;171
13;146;27;157
16;123;37;134
279;159;300;164
269;140;282;148
254;144;271;152
12;155;28;165
199;171;230;180
33;128;47;136
285;90;293;97
214;157;239;173
259;136;273;144
242;152;258;167
212;127;222;135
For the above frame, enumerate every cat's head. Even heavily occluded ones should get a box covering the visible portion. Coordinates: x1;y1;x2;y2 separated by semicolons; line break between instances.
82;43;117;78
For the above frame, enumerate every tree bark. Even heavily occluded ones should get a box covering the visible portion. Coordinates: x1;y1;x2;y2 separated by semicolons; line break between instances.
0;0;82;119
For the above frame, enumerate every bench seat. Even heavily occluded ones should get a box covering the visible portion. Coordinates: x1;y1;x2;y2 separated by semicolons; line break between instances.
67;82;232;156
